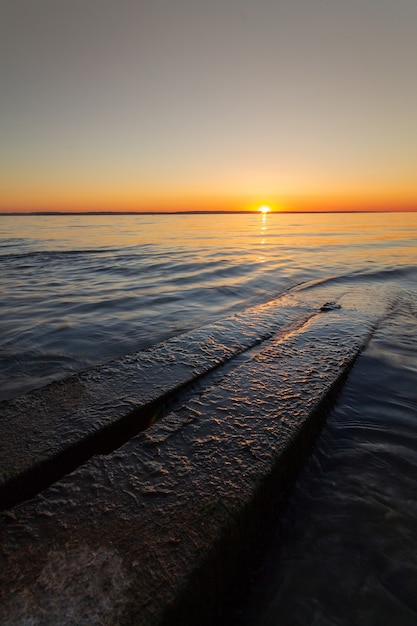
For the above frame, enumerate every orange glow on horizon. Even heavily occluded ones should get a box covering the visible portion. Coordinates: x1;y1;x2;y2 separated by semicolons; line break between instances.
1;186;416;214
1;161;417;214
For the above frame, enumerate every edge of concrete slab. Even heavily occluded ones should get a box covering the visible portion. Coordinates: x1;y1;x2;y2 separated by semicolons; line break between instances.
160;363;356;626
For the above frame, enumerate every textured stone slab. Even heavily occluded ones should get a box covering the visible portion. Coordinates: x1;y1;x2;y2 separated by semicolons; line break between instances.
0;292;312;507
0;285;391;625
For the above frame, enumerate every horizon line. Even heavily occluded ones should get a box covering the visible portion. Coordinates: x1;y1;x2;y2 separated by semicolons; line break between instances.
1;209;416;216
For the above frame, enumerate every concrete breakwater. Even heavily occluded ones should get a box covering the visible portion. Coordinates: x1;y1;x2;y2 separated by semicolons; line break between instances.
0;282;392;625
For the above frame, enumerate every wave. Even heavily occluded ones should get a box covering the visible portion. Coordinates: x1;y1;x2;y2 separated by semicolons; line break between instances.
294;264;417;293
0;247;124;261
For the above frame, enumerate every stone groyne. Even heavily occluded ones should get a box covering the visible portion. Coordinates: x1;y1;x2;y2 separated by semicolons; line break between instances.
0;283;391;625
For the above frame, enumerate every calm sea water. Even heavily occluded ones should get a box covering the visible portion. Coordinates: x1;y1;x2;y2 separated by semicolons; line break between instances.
1;211;416;400
1;211;417;624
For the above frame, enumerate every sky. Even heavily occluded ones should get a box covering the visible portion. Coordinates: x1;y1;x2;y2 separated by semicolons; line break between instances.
1;0;417;213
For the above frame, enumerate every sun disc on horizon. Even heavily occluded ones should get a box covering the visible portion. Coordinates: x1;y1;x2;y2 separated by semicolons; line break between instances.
258;205;271;214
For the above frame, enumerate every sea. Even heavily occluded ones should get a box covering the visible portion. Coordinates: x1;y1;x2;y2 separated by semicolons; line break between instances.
1;211;417;624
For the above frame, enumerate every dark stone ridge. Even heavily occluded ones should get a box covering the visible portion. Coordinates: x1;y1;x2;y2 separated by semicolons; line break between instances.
320;301;342;312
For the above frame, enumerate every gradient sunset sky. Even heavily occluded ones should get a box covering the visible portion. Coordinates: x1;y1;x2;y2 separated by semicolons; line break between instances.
1;0;417;213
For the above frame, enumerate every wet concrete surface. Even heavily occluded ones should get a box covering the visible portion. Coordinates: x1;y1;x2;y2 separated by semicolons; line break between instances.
0;292;315;510
0;283;392;625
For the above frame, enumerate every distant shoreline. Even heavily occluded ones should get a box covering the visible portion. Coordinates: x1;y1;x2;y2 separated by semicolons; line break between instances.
0;209;415;216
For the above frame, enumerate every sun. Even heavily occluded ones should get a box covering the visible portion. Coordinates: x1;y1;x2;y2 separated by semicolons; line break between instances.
258;205;271;214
